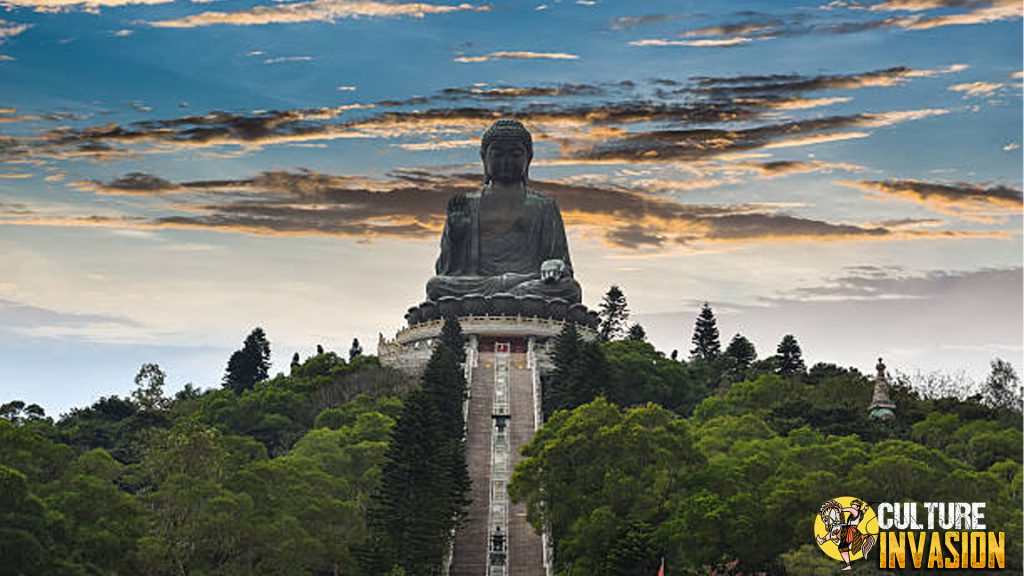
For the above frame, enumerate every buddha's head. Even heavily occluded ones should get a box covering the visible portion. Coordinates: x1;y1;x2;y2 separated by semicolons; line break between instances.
481;119;533;185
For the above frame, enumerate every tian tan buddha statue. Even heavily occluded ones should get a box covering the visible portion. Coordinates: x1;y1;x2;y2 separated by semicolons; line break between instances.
425;119;582;304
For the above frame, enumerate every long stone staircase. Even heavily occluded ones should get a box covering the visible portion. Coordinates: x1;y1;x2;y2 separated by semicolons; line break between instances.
506;353;545;575
450;350;546;576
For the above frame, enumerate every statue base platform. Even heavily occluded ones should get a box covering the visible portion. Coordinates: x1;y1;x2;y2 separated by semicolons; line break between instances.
379;315;596;377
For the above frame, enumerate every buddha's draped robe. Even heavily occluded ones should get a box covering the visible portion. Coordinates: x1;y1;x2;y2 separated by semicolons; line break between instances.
426;189;582;303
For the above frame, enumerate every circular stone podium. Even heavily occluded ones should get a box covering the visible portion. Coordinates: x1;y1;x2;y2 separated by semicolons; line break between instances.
378;311;597;377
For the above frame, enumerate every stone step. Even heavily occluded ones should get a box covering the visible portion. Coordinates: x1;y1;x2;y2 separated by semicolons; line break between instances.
507;354;545;576
450;353;494;576
450;352;546;576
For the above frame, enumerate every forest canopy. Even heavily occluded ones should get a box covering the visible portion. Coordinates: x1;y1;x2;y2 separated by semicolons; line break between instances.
1;314;1021;575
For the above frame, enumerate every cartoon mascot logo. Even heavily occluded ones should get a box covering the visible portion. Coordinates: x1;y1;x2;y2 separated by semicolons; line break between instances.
814;497;878;571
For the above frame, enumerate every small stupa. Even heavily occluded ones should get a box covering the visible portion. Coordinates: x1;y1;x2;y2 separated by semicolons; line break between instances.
868;357;897;421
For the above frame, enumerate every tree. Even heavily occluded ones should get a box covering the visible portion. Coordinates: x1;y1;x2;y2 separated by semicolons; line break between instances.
317;344;325;356
775;334;805;376
598;286;630;341
0;401;46;424
690;302;721;360
132;363;168;411
370;345;469;574
349;338;364;362
627;323;647;341
983;358;1023;414
224;327;272;393
544;322;582;417
291;352;300;368
440;315;466;363
724;334;756;369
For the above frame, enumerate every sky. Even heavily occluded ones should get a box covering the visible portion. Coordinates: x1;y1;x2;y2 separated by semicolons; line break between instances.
0;0;1021;417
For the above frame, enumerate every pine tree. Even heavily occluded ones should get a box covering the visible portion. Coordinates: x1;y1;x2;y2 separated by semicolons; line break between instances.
316;344;325;356
290;352;300;368
440;315;466;363
598;285;630;341
627;323;647;341
545;322;582;417
690;302;721;360
724;333;757;368
776;334;806;376
223;327;271;393
569;340;608;407
349;338;363;361
370;344;469;574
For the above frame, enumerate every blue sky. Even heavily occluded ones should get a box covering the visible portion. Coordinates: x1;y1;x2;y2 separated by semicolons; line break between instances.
0;0;1021;416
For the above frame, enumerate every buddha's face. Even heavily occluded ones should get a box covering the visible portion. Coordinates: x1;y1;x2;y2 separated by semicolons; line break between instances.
484;139;529;185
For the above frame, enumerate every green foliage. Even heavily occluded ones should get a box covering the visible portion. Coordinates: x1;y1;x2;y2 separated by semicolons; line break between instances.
515;372;1023;573
368;345;469;574
440;315;467;363
603;339;706;415
0;400;47;424
690;302;721;360
724;333;756;369
0;464;55;576
0;342;410;576
2;315;1021;576
510;398;702;575
983;358;1023;416
626;322;646;341
132;363;169;412
545;328;610;417
314;394;402;430
598;285;630;341
224;326;272;393
775;334;805;376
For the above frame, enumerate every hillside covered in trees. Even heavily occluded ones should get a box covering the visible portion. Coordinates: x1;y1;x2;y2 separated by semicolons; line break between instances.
1;297;1021;575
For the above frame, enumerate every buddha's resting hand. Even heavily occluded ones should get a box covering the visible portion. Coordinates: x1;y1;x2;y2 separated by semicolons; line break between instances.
446;193;471;238
540;259;567;283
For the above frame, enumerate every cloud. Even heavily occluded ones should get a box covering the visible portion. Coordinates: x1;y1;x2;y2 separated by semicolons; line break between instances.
0;201;33;215
73;172;181;195
740;96;853;110
453;51;580;63
778;265;1022;304
0;298;141;340
0;19;30;42
948;81;1003;97
608;13;679;30
0;67;954;165
263;55;314;64
5;167;996;250
629;37;755;47
839;178;1024;220
3;0;170;12
715;159;867;178
666;0;1019;46
556;108;947;164
149;0;488;28
640;266;1022;383
692;65;966;96
864;0;1021;29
